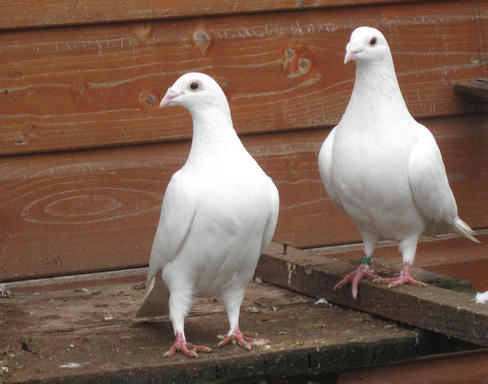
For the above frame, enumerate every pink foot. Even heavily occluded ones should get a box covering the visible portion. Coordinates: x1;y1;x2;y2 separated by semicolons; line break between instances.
334;261;380;299
164;332;212;358
218;327;259;351
375;262;427;288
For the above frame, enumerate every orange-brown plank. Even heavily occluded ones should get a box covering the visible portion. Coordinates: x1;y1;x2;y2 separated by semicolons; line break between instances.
426;257;488;292
0;0;443;31
0;114;487;281
338;350;488;384
0;1;486;155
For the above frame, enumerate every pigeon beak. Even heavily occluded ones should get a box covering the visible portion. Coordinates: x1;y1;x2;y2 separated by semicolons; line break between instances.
160;88;182;108
344;43;363;64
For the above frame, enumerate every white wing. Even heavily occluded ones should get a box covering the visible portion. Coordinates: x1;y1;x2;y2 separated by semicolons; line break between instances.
260;178;279;253
318;127;344;212
136;169;196;318
408;127;458;226
146;170;197;284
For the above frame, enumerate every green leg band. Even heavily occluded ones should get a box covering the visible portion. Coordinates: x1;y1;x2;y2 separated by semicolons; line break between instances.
360;257;371;265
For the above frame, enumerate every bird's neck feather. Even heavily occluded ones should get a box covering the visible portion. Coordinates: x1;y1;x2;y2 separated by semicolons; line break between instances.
347;57;411;121
187;105;242;163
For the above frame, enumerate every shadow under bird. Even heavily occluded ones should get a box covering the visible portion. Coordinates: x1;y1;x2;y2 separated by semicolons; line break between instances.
136;73;279;357
318;26;479;299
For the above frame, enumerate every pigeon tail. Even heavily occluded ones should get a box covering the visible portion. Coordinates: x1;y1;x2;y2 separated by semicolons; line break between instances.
136;271;170;318
453;217;480;243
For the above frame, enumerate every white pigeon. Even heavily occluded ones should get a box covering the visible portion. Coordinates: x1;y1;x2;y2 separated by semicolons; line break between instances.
318;27;479;299
476;291;488;304
136;73;279;357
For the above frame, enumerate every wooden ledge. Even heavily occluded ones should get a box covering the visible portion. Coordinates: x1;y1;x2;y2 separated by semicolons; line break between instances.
454;79;488;103
1;239;487;383
1;277;420;383
256;242;488;347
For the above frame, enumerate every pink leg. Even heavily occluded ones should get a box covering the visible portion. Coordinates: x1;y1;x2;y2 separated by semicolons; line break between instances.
334;262;380;299
164;332;212;358
374;262;427;288
218;327;259;351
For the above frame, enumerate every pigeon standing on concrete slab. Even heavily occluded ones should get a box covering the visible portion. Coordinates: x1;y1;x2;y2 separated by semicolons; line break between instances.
136;73;279;357
318;27;479;299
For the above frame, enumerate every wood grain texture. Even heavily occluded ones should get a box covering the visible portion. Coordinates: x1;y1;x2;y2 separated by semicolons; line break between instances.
0;0;486;155
256;243;488;346
455;78;488;102
0;114;486;281
0;280;418;383
0;0;441;31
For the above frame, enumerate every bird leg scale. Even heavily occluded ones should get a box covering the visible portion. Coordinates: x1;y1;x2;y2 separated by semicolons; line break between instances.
164;332;212;358
218;327;259;351
374;262;426;288
334;262;380;299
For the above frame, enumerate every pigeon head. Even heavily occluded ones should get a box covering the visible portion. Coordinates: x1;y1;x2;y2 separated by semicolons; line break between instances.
160;73;228;112
344;27;390;65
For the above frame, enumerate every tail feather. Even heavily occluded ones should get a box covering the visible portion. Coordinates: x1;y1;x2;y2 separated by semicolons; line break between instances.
135;270;170;318
454;217;480;243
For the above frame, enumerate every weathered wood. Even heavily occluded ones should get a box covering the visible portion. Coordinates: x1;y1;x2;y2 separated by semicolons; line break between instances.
0;0;436;31
0;280;420;383
0;1;486;155
307;231;488;291
338;349;488;384
255;243;488;346
2;267;148;293
1;114;487;281
455;78;488;103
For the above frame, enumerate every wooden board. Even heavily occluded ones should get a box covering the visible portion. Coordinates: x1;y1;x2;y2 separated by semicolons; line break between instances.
0;0;486;155
0;280;420;383
0;0;433;31
338;350;488;384
256;243;488;346
307;231;488;291
1;114;487;281
455;78;488;103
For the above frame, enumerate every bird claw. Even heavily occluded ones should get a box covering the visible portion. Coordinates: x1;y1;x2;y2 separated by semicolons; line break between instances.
218;327;257;351
377;276;426;288
164;332;211;358
187;343;212;353
163;344;197;358
375;263;426;288
334;262;380;299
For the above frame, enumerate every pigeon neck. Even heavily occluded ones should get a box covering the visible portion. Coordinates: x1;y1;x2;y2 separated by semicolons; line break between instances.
187;105;241;162
349;57;410;118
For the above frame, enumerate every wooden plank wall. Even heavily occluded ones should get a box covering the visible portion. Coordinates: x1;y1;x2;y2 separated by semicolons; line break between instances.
0;0;487;283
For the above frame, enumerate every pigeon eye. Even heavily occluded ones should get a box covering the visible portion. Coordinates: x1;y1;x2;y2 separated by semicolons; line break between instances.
369;37;377;46
190;81;200;91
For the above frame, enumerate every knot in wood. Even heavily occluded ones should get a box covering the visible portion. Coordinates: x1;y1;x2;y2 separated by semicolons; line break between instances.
139;91;158;107
193;29;211;54
132;22;153;41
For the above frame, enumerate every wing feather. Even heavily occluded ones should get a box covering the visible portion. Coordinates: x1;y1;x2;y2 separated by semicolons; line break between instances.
318;127;344;212
146;169;197;285
260;179;279;254
136;169;196;318
408;127;457;226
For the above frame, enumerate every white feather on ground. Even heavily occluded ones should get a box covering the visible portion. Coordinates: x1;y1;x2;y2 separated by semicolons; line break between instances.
136;73;279;357
318;27;479;299
476;291;488;304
